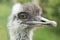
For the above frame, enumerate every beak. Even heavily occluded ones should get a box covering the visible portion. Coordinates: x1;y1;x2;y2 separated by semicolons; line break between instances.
26;16;57;27
36;16;57;27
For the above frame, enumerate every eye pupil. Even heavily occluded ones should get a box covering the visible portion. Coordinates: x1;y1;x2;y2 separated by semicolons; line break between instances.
21;14;26;19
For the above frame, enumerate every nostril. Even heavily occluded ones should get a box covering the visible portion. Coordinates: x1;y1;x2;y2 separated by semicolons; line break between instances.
41;20;46;22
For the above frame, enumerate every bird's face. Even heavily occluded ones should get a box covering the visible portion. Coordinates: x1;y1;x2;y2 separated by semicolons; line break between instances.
11;3;57;29
17;11;57;27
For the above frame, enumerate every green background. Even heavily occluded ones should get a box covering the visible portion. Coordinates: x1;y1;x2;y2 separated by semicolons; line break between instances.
0;0;60;40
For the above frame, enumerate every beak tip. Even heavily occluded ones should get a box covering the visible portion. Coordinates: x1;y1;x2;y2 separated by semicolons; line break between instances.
51;21;57;27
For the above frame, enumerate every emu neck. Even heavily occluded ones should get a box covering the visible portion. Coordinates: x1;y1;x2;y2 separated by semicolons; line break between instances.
15;29;33;40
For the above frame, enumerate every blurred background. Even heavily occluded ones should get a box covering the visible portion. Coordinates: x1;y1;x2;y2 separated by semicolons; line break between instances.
0;0;60;40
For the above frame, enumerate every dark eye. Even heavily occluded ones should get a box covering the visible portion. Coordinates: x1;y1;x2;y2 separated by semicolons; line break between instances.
18;12;29;19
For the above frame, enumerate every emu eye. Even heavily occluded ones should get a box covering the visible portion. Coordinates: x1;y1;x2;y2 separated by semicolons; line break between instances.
18;12;29;19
